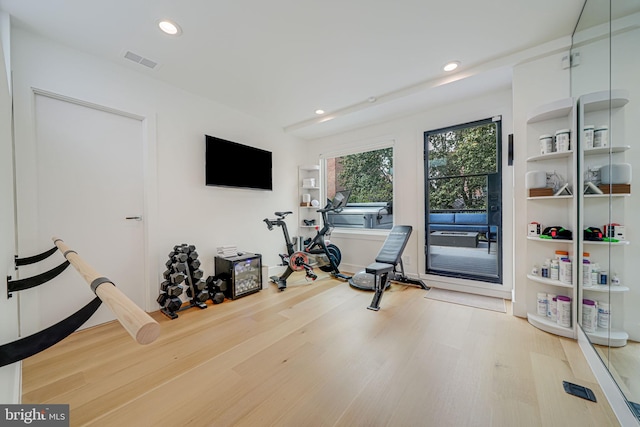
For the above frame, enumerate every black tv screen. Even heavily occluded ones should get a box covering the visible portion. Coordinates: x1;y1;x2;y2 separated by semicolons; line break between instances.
205;135;272;190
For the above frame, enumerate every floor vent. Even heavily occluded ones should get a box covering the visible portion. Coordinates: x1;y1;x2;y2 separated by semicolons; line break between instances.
124;51;158;69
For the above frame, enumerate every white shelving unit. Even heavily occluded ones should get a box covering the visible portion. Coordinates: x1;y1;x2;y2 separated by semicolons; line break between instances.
526;150;574;163
578;89;631;347
526;195;573;200
527;274;574;288
526;236;573;243
525;97;578;338
298;165;322;246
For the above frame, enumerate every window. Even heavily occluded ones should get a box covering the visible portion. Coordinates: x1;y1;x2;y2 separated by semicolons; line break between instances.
424;117;502;284
324;145;393;230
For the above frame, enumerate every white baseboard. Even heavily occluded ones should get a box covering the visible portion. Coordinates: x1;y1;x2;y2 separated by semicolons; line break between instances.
421;276;512;300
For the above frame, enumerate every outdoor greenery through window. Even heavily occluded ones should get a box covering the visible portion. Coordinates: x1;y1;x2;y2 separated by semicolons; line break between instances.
427;122;497;210
325;146;393;230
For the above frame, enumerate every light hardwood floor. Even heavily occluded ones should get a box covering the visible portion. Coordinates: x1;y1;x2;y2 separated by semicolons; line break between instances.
22;275;620;426
596;342;640;405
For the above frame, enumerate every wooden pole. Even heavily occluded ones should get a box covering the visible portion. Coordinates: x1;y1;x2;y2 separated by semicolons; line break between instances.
52;237;160;345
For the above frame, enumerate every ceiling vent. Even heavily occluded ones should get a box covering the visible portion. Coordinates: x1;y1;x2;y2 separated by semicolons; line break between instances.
124;51;158;69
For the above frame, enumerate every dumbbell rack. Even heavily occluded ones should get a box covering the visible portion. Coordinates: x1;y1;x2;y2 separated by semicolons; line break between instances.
157;244;210;319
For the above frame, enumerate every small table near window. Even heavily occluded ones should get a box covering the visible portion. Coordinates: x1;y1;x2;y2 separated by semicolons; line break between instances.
430;231;479;248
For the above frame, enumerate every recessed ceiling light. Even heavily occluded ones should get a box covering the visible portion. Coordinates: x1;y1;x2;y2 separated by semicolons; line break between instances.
315;109;325;115
158;20;182;36
443;61;460;72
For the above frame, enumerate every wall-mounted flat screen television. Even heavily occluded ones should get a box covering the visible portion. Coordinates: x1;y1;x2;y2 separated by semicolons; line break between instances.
205;135;272;190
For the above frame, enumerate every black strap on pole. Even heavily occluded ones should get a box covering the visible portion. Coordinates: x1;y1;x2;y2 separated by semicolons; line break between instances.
14;246;59;267
0;297;102;368
7;261;71;296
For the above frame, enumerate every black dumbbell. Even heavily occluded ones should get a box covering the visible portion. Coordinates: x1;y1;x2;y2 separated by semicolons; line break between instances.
192;269;204;280
194;290;210;303
166;284;183;297
165;258;174;269
173;252;188;263
170;272;186;284
157;293;168;306
206;276;224;290
211;292;225;304
189;258;201;269
193;279;206;291
165;297;182;312
160;280;171;292
173;262;187;273
189;251;199;261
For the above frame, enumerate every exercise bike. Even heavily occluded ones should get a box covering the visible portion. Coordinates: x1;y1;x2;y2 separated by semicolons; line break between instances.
263;190;352;290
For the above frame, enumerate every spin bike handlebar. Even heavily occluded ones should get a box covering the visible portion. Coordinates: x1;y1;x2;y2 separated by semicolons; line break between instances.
317;205;345;214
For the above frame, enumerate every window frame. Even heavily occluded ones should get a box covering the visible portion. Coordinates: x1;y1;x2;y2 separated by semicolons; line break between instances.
320;140;395;232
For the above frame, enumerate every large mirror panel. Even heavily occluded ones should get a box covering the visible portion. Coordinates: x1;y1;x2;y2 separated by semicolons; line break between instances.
572;0;640;418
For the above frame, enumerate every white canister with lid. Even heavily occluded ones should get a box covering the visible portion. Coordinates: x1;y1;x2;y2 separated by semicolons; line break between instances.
555;129;570;152
584;125;595;149
594;126;609;148
539;134;553;154
560;258;572;284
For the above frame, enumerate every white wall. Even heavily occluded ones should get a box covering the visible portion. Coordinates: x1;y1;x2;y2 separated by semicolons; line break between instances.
302;88;514;298
512;52;571;317
9;27;304;333
0;11;21;404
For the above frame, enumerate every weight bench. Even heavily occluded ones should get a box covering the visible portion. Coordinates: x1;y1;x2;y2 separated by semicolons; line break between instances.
351;225;429;311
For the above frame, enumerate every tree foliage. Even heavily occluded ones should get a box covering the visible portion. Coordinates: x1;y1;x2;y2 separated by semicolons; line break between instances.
337;147;393;203
427;123;496;210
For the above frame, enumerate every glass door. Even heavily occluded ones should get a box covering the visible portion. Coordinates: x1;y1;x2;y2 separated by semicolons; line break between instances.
424;118;502;284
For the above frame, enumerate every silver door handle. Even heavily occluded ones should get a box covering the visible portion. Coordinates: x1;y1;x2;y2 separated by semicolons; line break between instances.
125;216;143;221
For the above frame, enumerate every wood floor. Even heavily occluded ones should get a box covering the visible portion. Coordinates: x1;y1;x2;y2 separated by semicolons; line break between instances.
22;275;620;426
596;342;640;405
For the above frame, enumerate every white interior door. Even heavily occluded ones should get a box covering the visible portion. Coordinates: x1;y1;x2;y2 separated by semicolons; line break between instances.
19;93;145;331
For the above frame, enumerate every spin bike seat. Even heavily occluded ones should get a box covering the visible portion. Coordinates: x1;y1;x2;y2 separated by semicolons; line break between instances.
275;211;293;217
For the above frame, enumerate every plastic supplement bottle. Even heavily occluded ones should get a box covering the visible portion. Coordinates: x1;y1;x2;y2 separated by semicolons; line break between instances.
584;125;595;149
594;125;609;148
557;296;572;328
539;134;553;154
546;293;556;318
550;259;559;280
537;293;548;316
598;302;611;329
582;259;592;287
582;299;597;333
560;258;572;284
555;129;571;151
